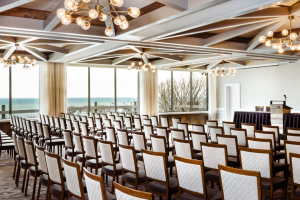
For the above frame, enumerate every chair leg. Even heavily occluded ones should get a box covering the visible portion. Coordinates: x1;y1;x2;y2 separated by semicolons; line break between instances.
21;168;27;193
37;178;41;200
16;162;21;187
32;175;37;200
25;171;30;196
13;160;17;179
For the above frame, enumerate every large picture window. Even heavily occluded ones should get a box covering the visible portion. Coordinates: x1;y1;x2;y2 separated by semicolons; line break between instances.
158;70;208;113
0;67;9;119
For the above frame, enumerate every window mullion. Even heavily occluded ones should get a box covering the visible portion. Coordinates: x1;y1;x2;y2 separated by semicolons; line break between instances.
190;71;192;112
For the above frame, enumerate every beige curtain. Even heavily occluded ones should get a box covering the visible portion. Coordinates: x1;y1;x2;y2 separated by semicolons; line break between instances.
140;70;158;116
39;62;67;116
208;73;217;120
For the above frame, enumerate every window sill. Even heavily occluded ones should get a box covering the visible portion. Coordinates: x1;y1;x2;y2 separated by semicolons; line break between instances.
159;111;209;115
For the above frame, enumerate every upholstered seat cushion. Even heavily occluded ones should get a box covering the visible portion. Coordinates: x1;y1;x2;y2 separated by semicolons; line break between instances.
295;188;300;197
261;177;286;190
102;163;123;176
122;169;146;183
168;156;175;167
273;162;286;173
65;149;77;157
136;153;143;161
86;158;102;168
76;154;85;162
180;188;222;200
194;153;202;160
50;180;87;197
147;177;178;194
146;141;152;148
205;170;220;181
275;151;285;160
45;139;65;145
28;166;41;176
40;174;49;186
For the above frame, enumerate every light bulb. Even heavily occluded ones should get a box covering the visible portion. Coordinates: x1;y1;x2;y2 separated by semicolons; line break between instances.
128;7;140;18
0;58;3;62
110;0;123;7
152;65;156;69
19;58;24;63
128;66;131;70
290;45;296;50
82;0;91;2
105;27;114;36
267;31;273;37
139;61;143;66
290;32;298;40
278;48;284;53
24;56;28;60
277;43;282;49
61;15;72;25
99;13;107;21
265;40;271;47
64;0;75;10
32;64;36;68
114;16;121;25
120;20;129;29
76;17;84;26
152;69;155;72
72;2;79;11
11;56;16;60
259;36;266;43
89;9;98;19
297;44;300;50
131;62;135;66
81;21;90;30
57;8;66;18
272;43;278;49
282;29;288;36
286;41;291;47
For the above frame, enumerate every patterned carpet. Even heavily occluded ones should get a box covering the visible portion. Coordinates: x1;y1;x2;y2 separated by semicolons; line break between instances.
0;149;291;200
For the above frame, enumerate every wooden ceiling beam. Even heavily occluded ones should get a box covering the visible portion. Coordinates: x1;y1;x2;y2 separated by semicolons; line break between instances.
20;44;47;61
43;0;64;31
25;44;68;54
0;0;34;12
236;7;289;18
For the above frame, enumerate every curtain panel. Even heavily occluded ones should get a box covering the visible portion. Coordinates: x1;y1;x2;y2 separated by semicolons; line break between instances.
39;62;67;116
208;73;217;120
140;70;158;116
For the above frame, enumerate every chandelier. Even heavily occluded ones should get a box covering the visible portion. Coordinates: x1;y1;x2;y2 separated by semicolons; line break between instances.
0;56;37;70
57;0;140;37
210;60;236;76
259;16;298;53
128;53;156;72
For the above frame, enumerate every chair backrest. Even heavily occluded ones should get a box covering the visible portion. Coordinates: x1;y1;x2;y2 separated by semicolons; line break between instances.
150;135;167;154
284;140;300;165
60;117;66;130
41;115;46;124
12;132;19;155
63;130;74;149
174;156;207;198
70;114;76;122
192;124;205;132
290;153;300;189
171;129;185;143
142;149;168;182
81;116;88;122
62;158;85;199
133;114;140;118
25;140;37;166
82;136;98;159
247;137;272;151
31;121;37;135
265;106;270;112
206;120;218;131
132;131;147;151
190;131;207;151
262;125;279;143
73;133;84;153
156;126;169;143
19;117;23;129
106;127;117;144
287;127;300;134
107;111;112;116
45;150;65;188
26;120;32;133
172;117;181;129
241;123;256;138
101;114;107;120
143;118;152;126
222;121;236;135
254;130;276;151
160;116;169;128
37;122;44;137
83;167;108;200
124;117;132;128
94;113;100;118
119;144;138;173
201;143;228;170
35;145;48;174
108;115;115;121
22;118;27;132
65;113;70;120
134;118;142;130
99;140;115;166
231;128;247;147
80;122;89;136
178;122;189;138
103;119;112;127
286;133;300;142
116;116;124;128
95;118;103;130
17;135;27;160
218;164;262;200
239;147;272;179
144;124;153;140
113;120;122;131
42;124;51;140
174;138;193;159
117;129;130;146
255;106;264;111
66;119;73;131
49;116;55;127
141;115;148;120
87;117;94;129
217;135;238;157
45;115;50;125
73;120;81;134
76;115;82;121
151;116;158;126
54;117;60;129
209;126;224;143
114;182;154;200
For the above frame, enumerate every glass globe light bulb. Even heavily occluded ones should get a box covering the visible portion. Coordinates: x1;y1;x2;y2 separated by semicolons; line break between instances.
19;58;24;63
82;0;91;2
286;41;291;47
291;45;296;50
265;40;272;47
277;43;282;49
24;56;28;60
278;48;284;53
105;27;114;36
89;9;98;19
282;29;288;36
0;58;3;62
61;15;72;25
131;62;135;66
110;0;123;7
128;7;140;18
267;31;273;37
120;20;129;29
290;32;298;40
259;36;266;43
139;61;143;66
64;0;75;10
272;43;277;49
11;56;16;60
57;8;66;18
81;21;90;30
114;16;121;25
99;13;107;21
76;17;84;26
72;2;79;11
127;66;131;70
297;44;300;50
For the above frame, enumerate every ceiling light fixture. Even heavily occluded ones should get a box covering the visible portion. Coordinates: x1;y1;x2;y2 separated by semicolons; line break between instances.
128;53;156;72
57;0;140;37
1;55;37;70
210;60;236;76
259;15;298;53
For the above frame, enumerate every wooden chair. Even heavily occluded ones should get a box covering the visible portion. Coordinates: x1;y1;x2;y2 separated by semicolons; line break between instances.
192;124;205;132
172;117;181;129
134;118;143;131
209;126;224;143
262;125;282;150
143;118;152;126
217;134;239;168
231;128;248;147
218;164;262;200
255;106;264;111
160;116;170;129
63;130;77;162
289;153;300;200
241;123;256;138
178;122;189;139
95;117;106;139
173;138;194;159
114;181;153;200
222;121;236;135
266;106;271;112
36;145;50;200
74;133;86;174
80;122;90;136
171;129;185;145
15;135;28;192
42;124;64;156
124;117;133;132
150;116;159;127
117;129;130;146
190;131;207;160
132;131;147;161
284;140;300;168
286;127;300;134
206;120;218;131
83;136;102;175
144;124;154;148
286;133;300;142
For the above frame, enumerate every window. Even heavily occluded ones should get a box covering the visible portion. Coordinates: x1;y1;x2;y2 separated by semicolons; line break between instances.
67;66;88;115
158;70;208;113
158;70;171;113
116;69;138;113
0;67;9;119
90;68;115;114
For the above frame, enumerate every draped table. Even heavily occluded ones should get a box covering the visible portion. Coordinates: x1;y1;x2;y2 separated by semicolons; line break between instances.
283;113;300;134
233;111;271;130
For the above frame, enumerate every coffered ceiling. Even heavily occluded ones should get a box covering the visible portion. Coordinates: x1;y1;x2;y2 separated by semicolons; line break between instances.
0;0;300;71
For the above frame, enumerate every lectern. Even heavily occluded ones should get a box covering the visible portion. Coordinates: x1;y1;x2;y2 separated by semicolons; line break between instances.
270;100;292;133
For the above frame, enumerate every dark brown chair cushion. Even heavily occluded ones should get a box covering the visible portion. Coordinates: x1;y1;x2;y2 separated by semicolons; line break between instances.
205;170;220;181
180;188;222;200
122;169;146;183
147;177;178;194
86;158;102;168
102;163;123;176
261;177;286;191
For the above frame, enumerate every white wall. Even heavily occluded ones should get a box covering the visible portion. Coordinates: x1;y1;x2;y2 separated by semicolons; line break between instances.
216;62;300;121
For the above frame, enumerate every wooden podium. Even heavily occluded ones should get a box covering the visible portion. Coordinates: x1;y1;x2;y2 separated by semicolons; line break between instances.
270;100;292;133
